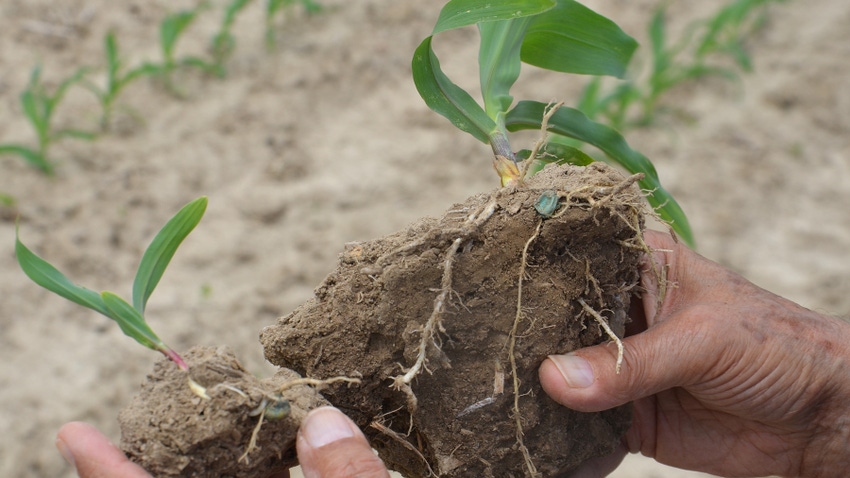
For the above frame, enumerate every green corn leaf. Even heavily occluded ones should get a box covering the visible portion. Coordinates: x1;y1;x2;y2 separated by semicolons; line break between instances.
101;291;164;352
54;129;98;141
0;192;15;207
124;63;164;86
432;0;555;34
105;32;120;75
648;6;671;78
0;144;53;174
16;229;112;318
132;197;207;314
223;0;253;27
412;36;496;144
161;10;199;58
52;67;89;109
479;19;529;118
20;88;47;137
520;0;638;78
505;100;694;246
302;0;321;13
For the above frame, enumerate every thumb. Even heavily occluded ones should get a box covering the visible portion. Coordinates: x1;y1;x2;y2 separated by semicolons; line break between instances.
296;407;390;478
539;316;710;412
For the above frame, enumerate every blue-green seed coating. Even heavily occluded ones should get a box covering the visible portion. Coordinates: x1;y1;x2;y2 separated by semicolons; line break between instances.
534;190;560;217
264;398;291;421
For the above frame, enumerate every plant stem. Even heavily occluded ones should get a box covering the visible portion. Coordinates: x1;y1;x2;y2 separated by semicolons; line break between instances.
489;131;515;163
163;348;189;371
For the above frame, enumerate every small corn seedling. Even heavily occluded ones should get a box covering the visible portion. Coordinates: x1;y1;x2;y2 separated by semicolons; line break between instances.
209;0;255;77
82;32;161;131
16;197;210;398
265;0;322;50
0;66;96;175
144;5;219;95
414;0;693;245
578;0;787;130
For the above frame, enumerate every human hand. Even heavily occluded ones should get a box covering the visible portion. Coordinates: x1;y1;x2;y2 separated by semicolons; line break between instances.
56;406;390;478
540;229;850;477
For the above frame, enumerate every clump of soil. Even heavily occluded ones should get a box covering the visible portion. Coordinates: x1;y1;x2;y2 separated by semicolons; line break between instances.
260;163;646;477
119;345;328;478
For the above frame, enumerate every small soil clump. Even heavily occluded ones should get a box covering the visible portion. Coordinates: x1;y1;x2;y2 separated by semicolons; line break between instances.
261;163;645;477
119;345;328;477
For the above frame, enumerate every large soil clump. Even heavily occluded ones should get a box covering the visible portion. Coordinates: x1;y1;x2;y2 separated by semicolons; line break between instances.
261;163;646;477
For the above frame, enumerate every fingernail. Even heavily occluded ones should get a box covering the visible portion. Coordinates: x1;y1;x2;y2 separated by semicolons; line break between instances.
301;407;355;448
55;436;75;468
550;354;594;388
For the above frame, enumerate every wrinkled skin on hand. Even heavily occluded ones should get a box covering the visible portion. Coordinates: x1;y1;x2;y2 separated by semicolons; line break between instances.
541;230;850;477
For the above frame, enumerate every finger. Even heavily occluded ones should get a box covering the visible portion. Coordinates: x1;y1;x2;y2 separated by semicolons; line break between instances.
56;422;152;478
296;407;390;478
539;311;715;412
564;443;628;477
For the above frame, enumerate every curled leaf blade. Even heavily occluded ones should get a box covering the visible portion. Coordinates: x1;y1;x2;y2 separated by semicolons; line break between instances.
520;0;638;78
16;230;110;317
432;0;556;34
412;36;496;143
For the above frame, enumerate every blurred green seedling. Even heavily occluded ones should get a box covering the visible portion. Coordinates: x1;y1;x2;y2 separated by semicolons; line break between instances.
16;197;210;397
83;32;161;131
0;66;96;175
144;5;219;95
209;0;255;77
0;192;16;208
578;0;786;130
414;0;693;245
265;0;322;50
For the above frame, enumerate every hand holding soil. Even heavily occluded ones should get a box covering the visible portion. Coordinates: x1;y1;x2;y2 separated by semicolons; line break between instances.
540;230;850;477
56;407;385;478
56;230;850;477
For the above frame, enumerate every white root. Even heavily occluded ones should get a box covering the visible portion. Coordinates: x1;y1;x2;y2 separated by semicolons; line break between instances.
393;237;463;393
578;298;624;374
390;199;499;411
508;220;543;478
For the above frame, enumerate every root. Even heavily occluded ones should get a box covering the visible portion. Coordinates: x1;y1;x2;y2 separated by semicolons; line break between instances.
578;298;624;374
238;409;266;464
277;376;361;393
370;419;436;477
519;100;565;181
507;219;543;478
390;198;499;413
391;237;463;401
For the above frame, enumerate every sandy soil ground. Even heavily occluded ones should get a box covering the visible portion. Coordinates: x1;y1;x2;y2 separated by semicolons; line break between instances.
1;0;847;477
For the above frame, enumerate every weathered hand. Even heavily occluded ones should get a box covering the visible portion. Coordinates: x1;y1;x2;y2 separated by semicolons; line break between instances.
540;230;850;477
56;407;389;478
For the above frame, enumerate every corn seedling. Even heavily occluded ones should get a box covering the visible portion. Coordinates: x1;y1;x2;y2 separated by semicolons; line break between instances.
146;5;219;95
265;0;322;50
209;0;255;77
0;66;96;175
16;197;209;396
82;32;161;131
578;0;787;130
414;0;693;245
